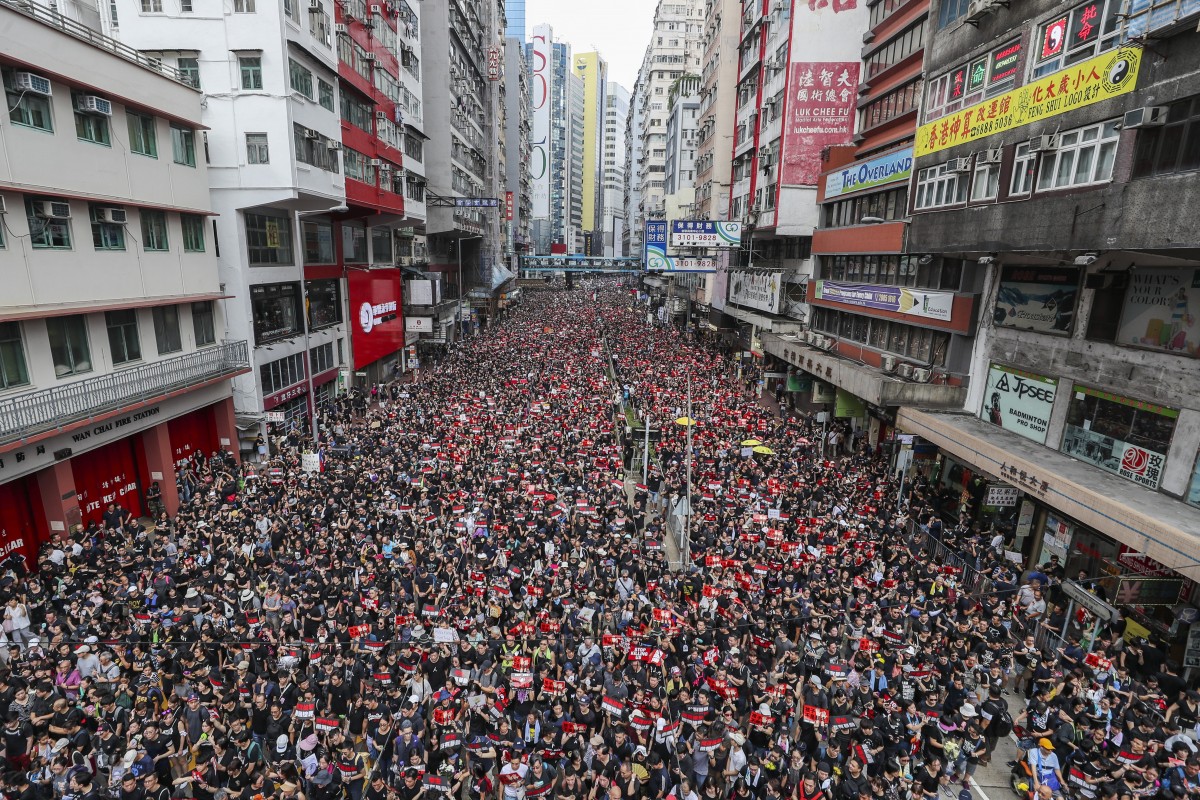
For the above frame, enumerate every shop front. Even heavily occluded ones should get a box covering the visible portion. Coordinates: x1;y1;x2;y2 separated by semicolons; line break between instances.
347;268;405;386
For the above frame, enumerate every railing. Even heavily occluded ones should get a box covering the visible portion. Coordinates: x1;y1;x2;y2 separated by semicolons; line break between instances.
0;340;250;445
0;0;198;88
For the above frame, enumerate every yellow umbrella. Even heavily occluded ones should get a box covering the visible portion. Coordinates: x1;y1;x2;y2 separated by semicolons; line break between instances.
752;446;776;455
675;416;697;426
741;439;762;447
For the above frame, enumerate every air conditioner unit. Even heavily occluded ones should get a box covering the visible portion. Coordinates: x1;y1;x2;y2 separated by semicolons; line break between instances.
912;368;932;383
369;3;381;12
978;147;1003;164
304;128;320;139
965;0;994;21
335;22;348;33
369;158;383;166
363;53;376;62
327;141;342;151
895;363;915;379
376;110;389;122
881;354;898;373
76;95;113;116
14;71;51;96
308;0;320;8
1122;106;1168;129
945;157;972;173
34;200;71;219
1029;134;1059;152
97;207;127;224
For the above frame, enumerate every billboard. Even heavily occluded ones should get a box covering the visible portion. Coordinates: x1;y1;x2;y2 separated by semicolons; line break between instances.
669;221;743;248
348;269;404;370
1062;386;1177;491
813;281;953;322
1116;267;1200;357
728;272;783;315
994;266;1080;334
980;364;1057;445
530;25;552;219
781;62;858;186
824;147;913;199
915;47;1142;157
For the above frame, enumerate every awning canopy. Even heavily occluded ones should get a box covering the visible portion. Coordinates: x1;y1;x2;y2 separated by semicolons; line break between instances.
898;408;1200;581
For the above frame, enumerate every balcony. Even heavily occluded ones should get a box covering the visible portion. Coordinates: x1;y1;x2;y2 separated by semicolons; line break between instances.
0;340;251;446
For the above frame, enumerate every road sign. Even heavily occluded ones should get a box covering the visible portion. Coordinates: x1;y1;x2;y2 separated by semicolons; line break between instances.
264;412;286;423
1061;581;1118;621
520;255;643;270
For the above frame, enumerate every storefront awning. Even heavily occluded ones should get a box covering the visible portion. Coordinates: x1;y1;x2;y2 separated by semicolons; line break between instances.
898;408;1200;581
724;304;804;333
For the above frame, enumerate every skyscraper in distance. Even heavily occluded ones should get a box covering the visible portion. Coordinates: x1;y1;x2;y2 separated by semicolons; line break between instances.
573;52;609;254
505;0;525;42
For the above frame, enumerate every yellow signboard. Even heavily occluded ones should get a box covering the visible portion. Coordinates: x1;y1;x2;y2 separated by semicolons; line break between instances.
914;47;1142;158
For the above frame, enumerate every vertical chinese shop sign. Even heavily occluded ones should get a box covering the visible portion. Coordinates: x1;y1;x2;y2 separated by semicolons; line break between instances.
782;63;859;186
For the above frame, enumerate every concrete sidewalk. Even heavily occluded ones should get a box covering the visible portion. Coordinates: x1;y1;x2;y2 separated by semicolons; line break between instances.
968;690;1026;800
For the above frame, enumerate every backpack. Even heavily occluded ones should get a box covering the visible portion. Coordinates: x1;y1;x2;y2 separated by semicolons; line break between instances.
991;707;1013;738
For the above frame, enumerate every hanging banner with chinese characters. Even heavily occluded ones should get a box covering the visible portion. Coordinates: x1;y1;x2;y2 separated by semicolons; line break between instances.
914;47;1142;158
782;62;859;185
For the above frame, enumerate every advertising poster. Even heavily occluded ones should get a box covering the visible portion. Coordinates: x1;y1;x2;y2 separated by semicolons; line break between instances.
980;364;1057;444
529;25;552;219
814;281;954;322
670;221;743;248
348;269;404;370
1116;267;1200;357
916;47;1142;157
1062;387;1176;490
824;146;913;199
781;62;859;186
994;266;1080;333
644;221;669;270
834;389;866;418
728;272;783;315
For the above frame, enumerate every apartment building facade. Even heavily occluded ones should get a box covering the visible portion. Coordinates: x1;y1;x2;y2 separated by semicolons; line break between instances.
694;0;740;223
0;1;250;552
602;82;630;257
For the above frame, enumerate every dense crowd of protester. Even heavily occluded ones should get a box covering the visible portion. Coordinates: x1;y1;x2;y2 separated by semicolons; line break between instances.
1;283;1196;800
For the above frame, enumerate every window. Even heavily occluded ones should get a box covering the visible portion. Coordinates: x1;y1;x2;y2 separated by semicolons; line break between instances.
140;0;161;10
971;160;1000;201
246;132;270;164
306;280;342;329
309;342;336;375
302;221;335;264
340;90;373;132
864;23;924;78
251;283;303;345
342;224;368;263
1037;120;1120;191
152;306;182;354
181;0;192;11
859;80;922;131
73;93;111;145
1062;386;1176;490
913;163;968;210
318;79;335;111
1010;142;1035;195
141;210;169;251
937;0;970;26
371;227;393;264
245;211;294;266
822;187;909;228
177;57;200;88
181;214;205;252
288;58;314;98
127;111;158;157
234;0;255;10
293;124;339;172
1131;94;1200;178
1032;1;1119;79
48;316;91;377
240;56;263;90
343;148;376;186
171;124;196;166
25;197;72;249
3;69;53;131
0;323;29;390
105;310;142;364
260;353;306;395
192;301;216;346
90;204;126;250
925;41;1022;121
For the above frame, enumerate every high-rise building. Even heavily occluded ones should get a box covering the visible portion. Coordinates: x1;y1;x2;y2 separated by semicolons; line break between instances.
505;0;525;41
693;0;739;223
567;70;585;253
527;29;581;254
664;75;701;199
622;76;645;257
603;83;630;257
0;0;249;541
504;37;533;258
573;53;609;254
632;0;706;234
895;0;1200;583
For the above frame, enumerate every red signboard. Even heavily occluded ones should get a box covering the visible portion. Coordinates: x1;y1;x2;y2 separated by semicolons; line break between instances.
488;46;501;81
1040;17;1068;59
505;191;514;221
782;62;859;186
348;268;404;370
